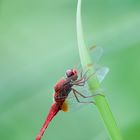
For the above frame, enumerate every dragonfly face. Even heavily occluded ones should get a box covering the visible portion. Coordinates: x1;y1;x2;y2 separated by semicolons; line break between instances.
66;69;78;81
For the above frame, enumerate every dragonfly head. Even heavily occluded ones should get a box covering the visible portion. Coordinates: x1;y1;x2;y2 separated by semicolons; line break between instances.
66;69;78;81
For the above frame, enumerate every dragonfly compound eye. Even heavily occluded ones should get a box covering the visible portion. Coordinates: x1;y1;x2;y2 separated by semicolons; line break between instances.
66;69;74;77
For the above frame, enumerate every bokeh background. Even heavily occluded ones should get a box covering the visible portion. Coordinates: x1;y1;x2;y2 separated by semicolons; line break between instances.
0;0;140;140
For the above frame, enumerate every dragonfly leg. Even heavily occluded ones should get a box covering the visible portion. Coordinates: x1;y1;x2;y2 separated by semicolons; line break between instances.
80;69;83;79
71;73;87;86
74;74;85;84
82;69;89;78
74;80;85;86
72;88;104;98
74;69;89;83
73;72;96;86
72;89;96;104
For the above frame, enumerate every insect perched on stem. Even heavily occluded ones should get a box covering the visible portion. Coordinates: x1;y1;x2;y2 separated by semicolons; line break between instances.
36;68;101;140
36;46;109;140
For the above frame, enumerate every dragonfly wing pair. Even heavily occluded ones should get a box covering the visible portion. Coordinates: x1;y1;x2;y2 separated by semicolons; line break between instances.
61;46;109;112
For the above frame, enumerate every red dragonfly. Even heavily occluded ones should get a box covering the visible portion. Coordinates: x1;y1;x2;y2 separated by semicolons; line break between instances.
36;47;109;140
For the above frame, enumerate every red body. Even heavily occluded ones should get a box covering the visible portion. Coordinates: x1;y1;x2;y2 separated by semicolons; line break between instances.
36;78;72;140
36;102;60;140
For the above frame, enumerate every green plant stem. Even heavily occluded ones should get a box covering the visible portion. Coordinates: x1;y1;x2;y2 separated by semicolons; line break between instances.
76;0;123;140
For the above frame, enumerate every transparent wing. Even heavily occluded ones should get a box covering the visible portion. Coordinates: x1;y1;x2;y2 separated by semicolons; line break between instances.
65;83;96;112
89;45;109;83
62;46;109;112
73;45;103;73
62;66;109;112
89;46;103;63
95;66;110;83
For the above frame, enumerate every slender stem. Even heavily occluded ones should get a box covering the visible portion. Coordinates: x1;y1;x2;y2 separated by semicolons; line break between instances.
76;0;123;140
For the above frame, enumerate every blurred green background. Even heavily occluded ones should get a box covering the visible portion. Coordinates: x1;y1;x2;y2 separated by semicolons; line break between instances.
0;0;140;140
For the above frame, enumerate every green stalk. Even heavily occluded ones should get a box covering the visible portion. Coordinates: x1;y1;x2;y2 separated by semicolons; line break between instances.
76;0;123;140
